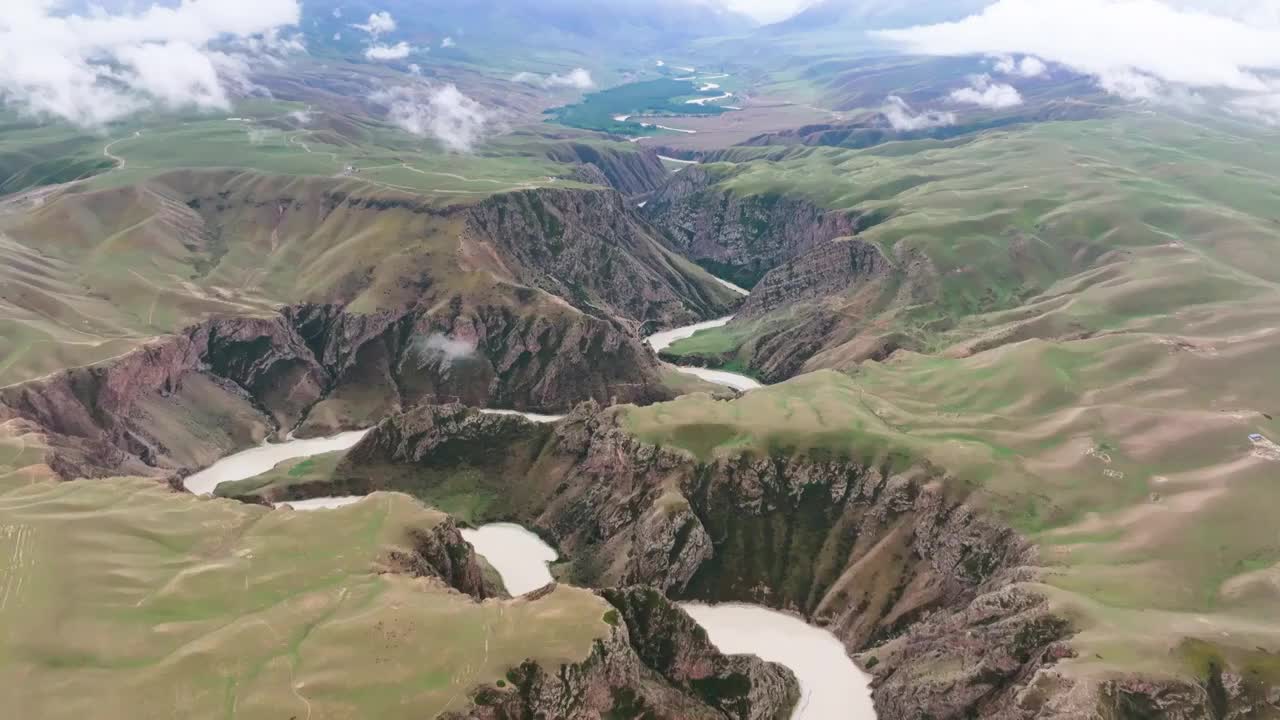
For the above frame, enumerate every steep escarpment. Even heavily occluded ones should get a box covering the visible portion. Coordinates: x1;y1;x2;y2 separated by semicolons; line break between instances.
238;402;1068;717
544;142;670;194
455;586;798;720
255;400;1279;719
737;237;891;318
385;515;503;600
641;165;866;288
0;294;671;480
463;188;738;330
661;241;939;384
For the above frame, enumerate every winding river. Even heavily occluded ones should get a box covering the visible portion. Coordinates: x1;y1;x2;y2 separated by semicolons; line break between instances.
178;310;872;717
462;523;877;720
647;315;762;391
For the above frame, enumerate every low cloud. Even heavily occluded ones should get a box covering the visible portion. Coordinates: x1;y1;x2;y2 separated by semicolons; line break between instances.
351;11;396;38
441;36;456;48
881;95;956;131
994;54;1048;78
0;0;302;127
369;84;497;153
950;74;1024;108
877;0;1280;112
511;68;595;90
288;109;313;124
411;333;477;372
365;42;414;61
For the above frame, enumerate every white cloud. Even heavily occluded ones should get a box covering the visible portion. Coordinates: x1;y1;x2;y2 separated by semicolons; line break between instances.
365;41;413;61
288;109;313;124
950;74;1024;108
994;54;1048;78
511;68;595;90
881;95;956;131
369;84;497;153
441;36;456;48
351;11;396;37
408;63;423;76
878;0;1280;107
333;32;341;41
332;8;342;19
0;0;302;127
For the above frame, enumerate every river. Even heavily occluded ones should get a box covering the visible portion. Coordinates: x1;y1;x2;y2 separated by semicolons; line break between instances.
462;522;877;720
183;312;761;499
647;316;762;391
182;410;562;500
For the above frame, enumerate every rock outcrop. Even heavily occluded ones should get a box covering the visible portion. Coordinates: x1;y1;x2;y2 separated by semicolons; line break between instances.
464;188;737;331
451;586;798;720
286;402;1279;719
642;165;866;288
385;516;502;600
0;298;671;481
738;237;891;318
545;142;670;194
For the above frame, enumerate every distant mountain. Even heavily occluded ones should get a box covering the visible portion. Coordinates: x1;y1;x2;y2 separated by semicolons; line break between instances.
766;0;991;33
306;0;755;60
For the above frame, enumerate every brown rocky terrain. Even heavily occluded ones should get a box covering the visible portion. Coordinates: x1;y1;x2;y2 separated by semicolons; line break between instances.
455;585;798;720
227;402;1280;719
463;188;737;330
640;165;869;288
544;142;670;195
0;296;675;480
0;169;742;481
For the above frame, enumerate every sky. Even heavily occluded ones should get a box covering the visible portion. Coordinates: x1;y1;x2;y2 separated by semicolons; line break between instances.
721;0;809;23
879;0;1280;116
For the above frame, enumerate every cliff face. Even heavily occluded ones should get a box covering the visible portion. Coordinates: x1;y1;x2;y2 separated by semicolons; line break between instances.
453;586;798;720
738;237;891;318
463;188;738;330
642;166;863;288
0;297;672;480
544;142;670;194
386;516;502;600
301;402;1273;720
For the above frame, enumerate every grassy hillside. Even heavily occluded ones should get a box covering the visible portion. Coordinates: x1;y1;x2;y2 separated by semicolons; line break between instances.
630;107;1280;693
664;111;1280;370
0;102;700;386
0;475;608;719
623;340;1280;690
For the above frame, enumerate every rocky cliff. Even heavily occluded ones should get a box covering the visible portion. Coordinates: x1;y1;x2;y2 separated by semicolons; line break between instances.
641;166;865;288
463;188;739;330
273;402;1276;719
0;295;672;480
737;236;891;318
385;515;502;600
544;142;670;194
451;585;797;720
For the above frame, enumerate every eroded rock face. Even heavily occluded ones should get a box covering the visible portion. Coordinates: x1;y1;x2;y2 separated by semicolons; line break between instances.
311;402;1279;720
544;142;670;194
0;299;670;480
464;188;737;330
450;586;798;720
385;517;501;600
642;166;863;288
738;238;890;318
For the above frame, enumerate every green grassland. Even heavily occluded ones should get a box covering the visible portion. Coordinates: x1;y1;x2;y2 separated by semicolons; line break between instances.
0;118;115;196
628;108;1280;693
549;79;728;135
0;101;661;386
666;111;1280;365
0;474;609;719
